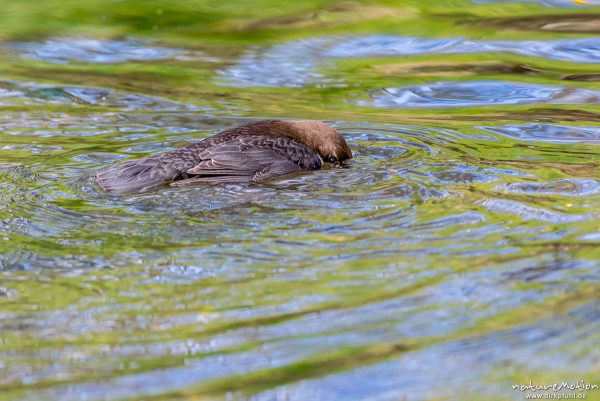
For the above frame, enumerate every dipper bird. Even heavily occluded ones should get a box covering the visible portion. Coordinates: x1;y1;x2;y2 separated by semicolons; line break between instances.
95;119;352;193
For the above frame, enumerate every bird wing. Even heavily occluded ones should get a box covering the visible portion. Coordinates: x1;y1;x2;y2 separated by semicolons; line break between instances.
186;136;322;181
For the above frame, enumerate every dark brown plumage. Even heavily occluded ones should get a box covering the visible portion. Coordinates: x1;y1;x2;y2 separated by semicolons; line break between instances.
95;119;352;193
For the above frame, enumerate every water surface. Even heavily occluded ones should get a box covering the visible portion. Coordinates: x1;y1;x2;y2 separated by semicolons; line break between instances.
0;1;599;401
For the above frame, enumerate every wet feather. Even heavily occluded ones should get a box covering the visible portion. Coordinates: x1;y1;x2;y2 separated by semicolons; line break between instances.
95;119;352;193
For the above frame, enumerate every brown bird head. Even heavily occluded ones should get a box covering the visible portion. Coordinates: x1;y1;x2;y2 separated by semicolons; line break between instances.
285;120;353;164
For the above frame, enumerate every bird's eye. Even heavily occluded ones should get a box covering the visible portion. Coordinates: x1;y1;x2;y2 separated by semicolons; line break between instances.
327;156;338;163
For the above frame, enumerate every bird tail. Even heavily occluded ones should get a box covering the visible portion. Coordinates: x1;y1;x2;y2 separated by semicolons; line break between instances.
95;156;179;194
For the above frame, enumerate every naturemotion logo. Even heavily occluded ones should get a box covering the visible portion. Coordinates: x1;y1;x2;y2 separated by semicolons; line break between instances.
513;380;598;400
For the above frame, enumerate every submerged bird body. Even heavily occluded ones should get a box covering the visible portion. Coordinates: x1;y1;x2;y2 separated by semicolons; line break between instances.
95;120;352;193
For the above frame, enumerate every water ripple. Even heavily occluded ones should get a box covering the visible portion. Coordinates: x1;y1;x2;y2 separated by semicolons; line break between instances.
360;80;600;108
0;80;196;111
220;35;600;88
8;37;212;64
479;198;592;223
248;299;600;401
480;123;600;143
327;35;600;63
499;179;600;196
0;118;505;268
324;36;467;58
218;37;340;88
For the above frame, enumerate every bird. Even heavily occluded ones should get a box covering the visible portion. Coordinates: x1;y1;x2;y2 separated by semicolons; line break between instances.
95;119;352;193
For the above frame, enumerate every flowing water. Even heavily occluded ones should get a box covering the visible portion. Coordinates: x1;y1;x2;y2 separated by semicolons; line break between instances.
0;1;599;400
